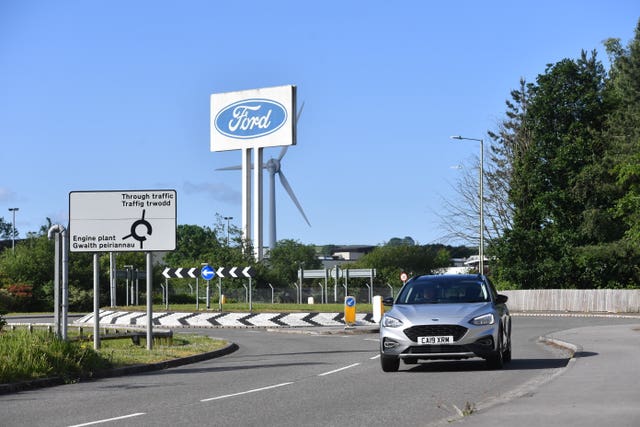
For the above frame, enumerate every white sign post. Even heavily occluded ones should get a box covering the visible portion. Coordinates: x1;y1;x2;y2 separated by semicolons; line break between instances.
69;190;177;350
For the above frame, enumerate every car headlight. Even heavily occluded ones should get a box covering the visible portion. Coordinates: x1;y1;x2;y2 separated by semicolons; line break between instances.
470;313;495;326
382;315;403;328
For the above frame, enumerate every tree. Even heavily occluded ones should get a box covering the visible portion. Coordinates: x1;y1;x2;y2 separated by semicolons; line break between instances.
0;217;14;240
353;244;450;286
0;233;56;310
485;79;532;241
495;51;614;288
264;239;321;288
386;236;416;246
439;80;531;248
163;224;221;266
606;21;640;245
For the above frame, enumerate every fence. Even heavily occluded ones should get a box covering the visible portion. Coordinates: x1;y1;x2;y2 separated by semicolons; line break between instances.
215;284;396;305
502;289;640;313
220;288;640;312
160;282;396;306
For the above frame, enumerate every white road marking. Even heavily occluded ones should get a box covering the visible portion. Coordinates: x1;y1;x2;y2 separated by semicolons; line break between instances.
370;354;380;360
68;413;145;427
317;363;360;376
201;382;294;402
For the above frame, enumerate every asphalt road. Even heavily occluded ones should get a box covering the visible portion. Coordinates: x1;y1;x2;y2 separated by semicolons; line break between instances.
0;316;637;426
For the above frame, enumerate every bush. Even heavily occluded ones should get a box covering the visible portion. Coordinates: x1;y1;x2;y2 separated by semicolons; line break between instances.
0;329;112;384
167;293;197;304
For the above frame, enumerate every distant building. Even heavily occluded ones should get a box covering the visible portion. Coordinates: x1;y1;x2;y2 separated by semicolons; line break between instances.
318;245;376;269
331;245;376;261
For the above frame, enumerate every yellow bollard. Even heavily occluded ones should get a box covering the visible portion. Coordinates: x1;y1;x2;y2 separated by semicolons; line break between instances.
344;296;356;326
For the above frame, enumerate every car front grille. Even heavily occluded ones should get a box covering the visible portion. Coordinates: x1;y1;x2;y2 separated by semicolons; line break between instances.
407;344;469;354
403;325;468;342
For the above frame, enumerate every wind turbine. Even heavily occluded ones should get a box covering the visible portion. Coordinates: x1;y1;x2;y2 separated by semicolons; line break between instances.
264;145;311;248
215;103;311;249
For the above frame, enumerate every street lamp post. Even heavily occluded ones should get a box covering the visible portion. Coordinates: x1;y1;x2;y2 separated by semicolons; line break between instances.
450;136;484;274
8;208;18;254
223;216;233;245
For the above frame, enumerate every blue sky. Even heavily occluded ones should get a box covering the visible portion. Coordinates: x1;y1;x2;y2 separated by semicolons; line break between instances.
1;1;638;247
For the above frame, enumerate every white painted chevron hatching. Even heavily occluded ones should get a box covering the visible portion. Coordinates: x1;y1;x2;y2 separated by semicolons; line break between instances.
74;310;376;328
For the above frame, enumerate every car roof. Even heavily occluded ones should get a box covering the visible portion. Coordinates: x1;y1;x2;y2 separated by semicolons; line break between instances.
409;274;484;283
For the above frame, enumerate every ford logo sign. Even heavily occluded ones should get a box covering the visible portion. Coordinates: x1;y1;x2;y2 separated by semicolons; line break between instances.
214;99;287;139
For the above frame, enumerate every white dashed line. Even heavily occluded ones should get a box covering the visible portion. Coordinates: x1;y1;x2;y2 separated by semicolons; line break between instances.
201;382;294;402
317;363;361;377
68;413;145;427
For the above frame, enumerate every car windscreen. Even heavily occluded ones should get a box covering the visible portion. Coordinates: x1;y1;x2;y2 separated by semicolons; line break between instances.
395;279;490;304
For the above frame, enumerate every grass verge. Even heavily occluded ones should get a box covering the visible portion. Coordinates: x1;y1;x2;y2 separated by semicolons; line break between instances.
0;328;227;385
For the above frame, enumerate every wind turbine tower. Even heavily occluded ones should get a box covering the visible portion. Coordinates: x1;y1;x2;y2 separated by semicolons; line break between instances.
265;146;311;249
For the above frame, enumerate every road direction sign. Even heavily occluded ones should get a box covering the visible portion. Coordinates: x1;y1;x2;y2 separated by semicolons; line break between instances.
201;265;215;281
116;269;147;280
69;190;176;252
345;268;376;278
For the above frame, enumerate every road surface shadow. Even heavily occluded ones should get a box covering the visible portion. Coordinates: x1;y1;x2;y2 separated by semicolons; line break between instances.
404;356;573;372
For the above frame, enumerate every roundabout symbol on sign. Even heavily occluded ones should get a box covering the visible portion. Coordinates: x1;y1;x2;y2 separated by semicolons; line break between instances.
123;209;153;249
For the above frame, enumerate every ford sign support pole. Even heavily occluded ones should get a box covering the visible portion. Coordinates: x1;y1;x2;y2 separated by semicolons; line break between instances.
242;148;251;255
254;147;264;260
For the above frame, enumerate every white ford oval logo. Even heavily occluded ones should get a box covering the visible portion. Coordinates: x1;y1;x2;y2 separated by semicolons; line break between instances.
215;99;287;139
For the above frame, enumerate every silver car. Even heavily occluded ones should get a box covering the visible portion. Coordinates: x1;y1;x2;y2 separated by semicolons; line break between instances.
379;274;511;372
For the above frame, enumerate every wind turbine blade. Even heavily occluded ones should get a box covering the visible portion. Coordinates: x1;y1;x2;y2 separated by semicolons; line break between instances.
295;101;305;126
278;171;311;227
277;146;288;161
216;163;265;171
215;165;242;171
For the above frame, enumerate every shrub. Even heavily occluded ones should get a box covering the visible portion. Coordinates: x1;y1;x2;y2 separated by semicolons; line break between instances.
0;329;112;384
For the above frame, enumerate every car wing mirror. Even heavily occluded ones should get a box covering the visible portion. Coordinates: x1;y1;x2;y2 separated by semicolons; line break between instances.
496;294;508;304
382;296;394;306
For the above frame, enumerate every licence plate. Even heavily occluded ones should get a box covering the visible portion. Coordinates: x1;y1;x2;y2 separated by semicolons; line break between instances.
418;336;453;344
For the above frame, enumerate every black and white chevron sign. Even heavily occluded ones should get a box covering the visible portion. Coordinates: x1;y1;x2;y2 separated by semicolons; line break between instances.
162;266;256;279
215;266;256;278
162;267;200;279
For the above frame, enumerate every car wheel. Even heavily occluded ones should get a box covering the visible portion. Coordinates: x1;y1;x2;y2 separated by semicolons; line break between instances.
381;355;400;372
503;330;512;363
486;331;504;370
